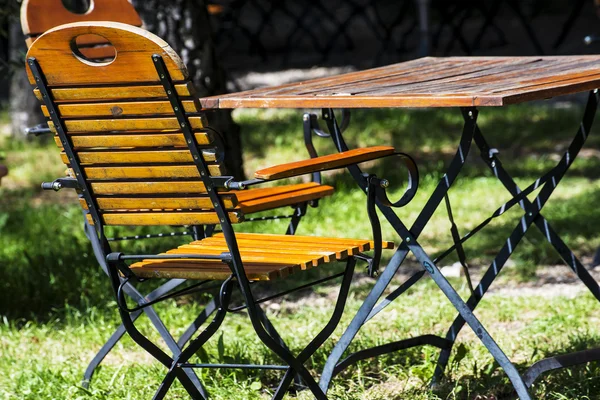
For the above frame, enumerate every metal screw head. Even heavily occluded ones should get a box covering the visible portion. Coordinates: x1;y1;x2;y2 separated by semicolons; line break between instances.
193;154;198;160
207;187;212;192
468;111;473;118
181;122;186;127
160;74;165;79
213;202;218;207
528;212;533;217
187;139;192;144
406;237;411;243
491;161;496;168
323;113;329;118
200;171;205;176
220;218;225;223
167;90;172;95
380;179;389;188
174;107;179;111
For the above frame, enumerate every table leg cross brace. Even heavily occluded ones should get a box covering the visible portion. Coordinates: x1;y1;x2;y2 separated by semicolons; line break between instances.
319;93;600;398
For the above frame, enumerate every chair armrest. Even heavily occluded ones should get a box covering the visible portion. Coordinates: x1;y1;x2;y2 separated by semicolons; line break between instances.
254;146;395;180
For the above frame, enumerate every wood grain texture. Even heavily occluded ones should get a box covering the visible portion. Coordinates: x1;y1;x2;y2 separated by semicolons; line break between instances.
21;0;142;37
60;149;217;164
80;165;225;179
254;146;395;180
128;229;387;280
87;210;243;226
213;232;395;251
42;100;199;118
199;56;600;109
56;132;213;149
81;195;238;211
48;116;204;133
34;83;195;102
26;22;187;85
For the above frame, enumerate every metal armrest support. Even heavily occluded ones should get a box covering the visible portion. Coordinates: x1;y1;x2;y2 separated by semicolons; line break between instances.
363;153;420;277
25;123;52;136
41;177;80;191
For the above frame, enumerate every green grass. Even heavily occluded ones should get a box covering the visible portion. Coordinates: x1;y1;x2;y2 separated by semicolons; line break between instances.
1;102;600;399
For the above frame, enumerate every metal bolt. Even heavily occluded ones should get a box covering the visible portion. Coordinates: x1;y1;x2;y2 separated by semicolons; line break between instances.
167;90;172;95
193;155;198;160
174;107;179;111
468;111;473;118
490;161;496;168
82;188;86;192
50;109;53;114
213;202;218;207
380;179;389;188
160;74;165;79
406;237;411;243
207;187;212;192
323;113;329;118
187;139;192;144
220;218;225;223
181;122;186;127
528;212;533;217
200;171;205;176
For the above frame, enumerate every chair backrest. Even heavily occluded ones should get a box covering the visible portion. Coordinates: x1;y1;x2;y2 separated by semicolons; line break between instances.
21;0;142;47
26;22;242;227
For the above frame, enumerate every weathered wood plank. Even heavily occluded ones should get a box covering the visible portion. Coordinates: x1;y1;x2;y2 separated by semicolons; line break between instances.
200;56;600;109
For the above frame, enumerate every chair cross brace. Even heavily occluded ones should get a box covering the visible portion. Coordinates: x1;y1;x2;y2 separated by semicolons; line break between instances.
317;92;600;399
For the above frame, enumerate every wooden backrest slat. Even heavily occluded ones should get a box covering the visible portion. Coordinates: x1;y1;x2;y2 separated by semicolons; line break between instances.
21;0;142;37
54;132;214;149
27;22;237;226
34;83;195;102
60;149;219;164
42;100;200;118
26;22;187;86
47;116;205;133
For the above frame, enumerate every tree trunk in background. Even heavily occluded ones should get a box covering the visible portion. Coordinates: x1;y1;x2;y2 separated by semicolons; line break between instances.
8;19;45;139
132;0;245;179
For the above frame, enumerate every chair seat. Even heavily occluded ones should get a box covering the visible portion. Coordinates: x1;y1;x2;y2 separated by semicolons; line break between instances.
235;182;334;214
130;233;394;281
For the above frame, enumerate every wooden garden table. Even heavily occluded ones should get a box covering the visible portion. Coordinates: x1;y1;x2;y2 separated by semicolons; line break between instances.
200;56;600;399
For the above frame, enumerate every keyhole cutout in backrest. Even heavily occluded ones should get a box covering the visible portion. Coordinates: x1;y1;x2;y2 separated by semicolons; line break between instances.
61;0;92;15
70;33;116;65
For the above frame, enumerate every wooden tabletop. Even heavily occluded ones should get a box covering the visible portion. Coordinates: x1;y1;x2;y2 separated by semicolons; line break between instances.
199;56;600;109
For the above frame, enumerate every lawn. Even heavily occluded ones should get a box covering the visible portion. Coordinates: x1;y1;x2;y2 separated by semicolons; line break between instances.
1;101;600;399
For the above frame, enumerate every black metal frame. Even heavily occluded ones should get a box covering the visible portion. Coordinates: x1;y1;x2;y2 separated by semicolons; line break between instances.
30;62;336;390
316;94;600;399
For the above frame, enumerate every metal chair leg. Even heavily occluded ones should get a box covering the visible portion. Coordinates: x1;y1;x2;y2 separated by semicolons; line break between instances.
273;258;356;399
105;257;206;399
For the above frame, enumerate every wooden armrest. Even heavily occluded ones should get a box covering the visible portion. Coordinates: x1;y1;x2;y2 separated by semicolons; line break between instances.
254;146;395;180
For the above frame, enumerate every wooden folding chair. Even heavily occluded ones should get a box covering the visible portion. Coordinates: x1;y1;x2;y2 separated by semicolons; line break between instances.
20;0;342;391
25;21;416;399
